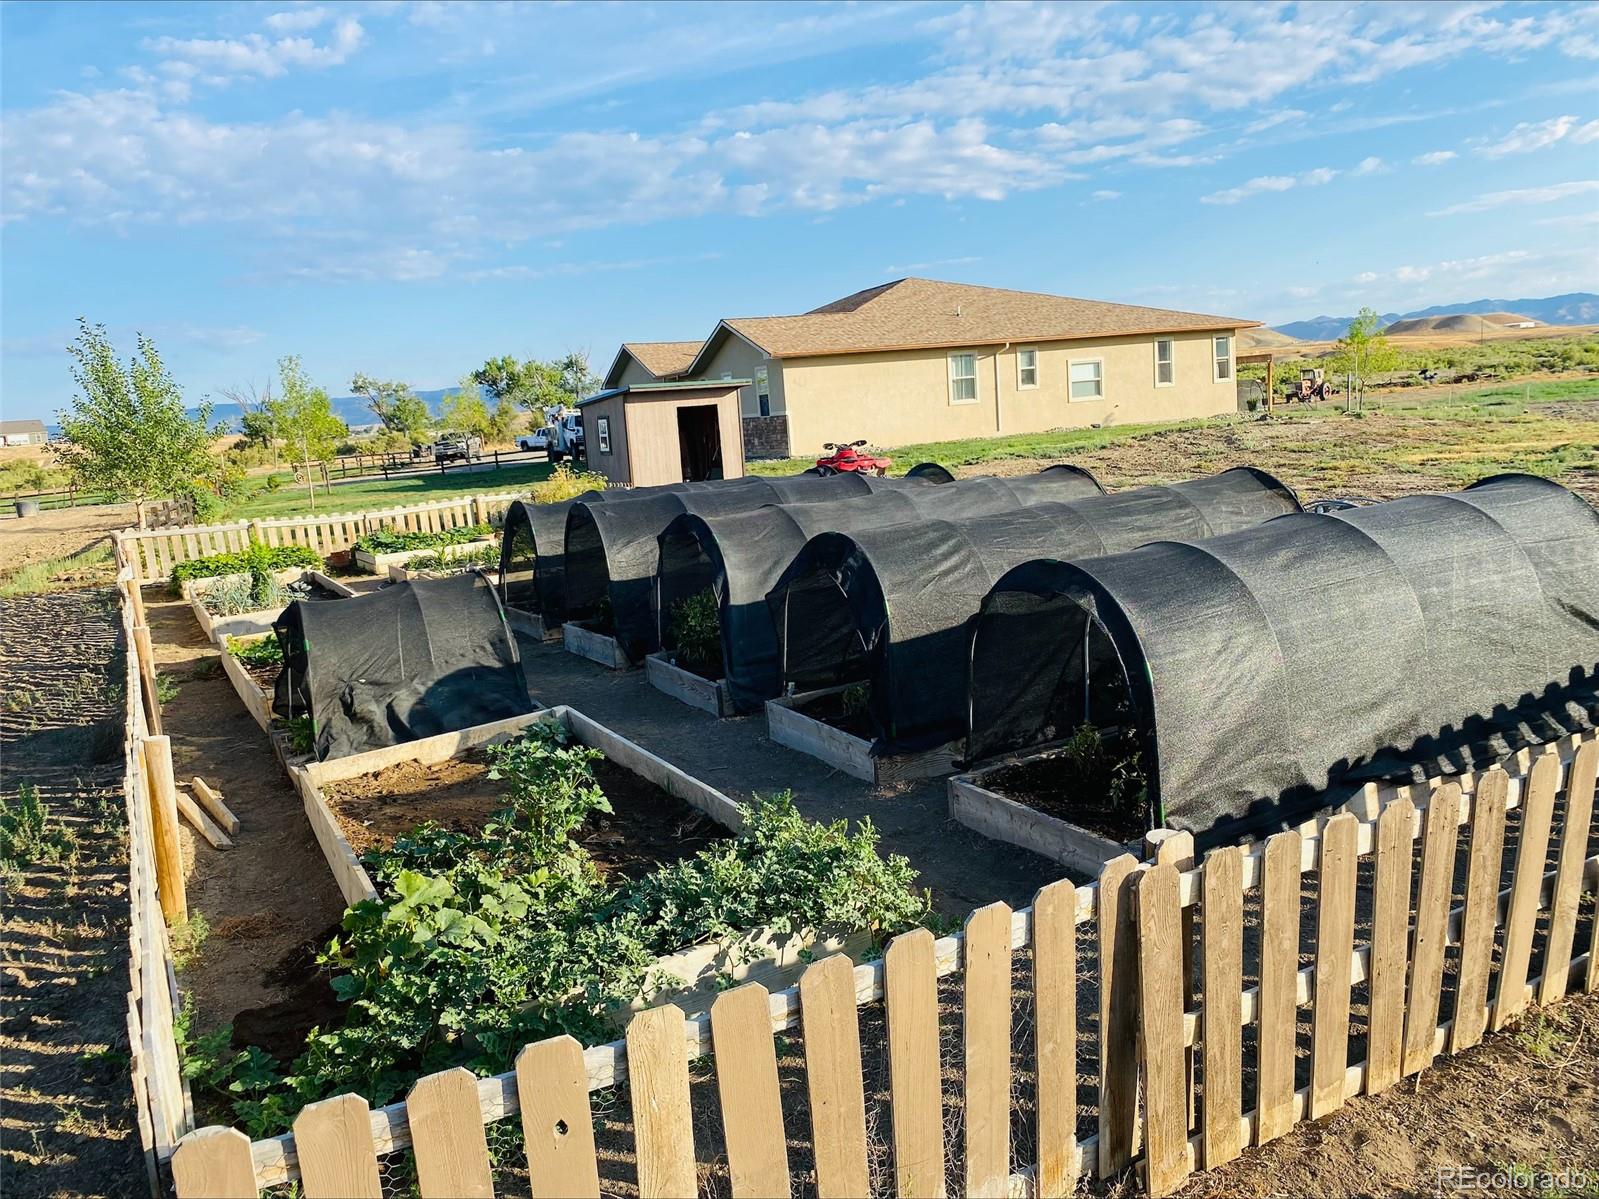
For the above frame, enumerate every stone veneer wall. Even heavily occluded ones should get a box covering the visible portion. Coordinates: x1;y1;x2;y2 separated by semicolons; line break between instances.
741;414;791;460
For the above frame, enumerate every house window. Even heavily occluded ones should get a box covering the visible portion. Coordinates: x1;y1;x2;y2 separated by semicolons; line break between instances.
948;352;978;403
1213;335;1233;382
1155;338;1175;386
1017;347;1039;390
1068;358;1104;401
596;416;612;454
755;366;771;417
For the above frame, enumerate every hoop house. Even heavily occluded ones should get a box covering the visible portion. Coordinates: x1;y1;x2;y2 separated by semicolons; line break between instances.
657;467;1104;711
769;468;1300;755
272;572;531;761
967;473;1599;844
563;473;927;662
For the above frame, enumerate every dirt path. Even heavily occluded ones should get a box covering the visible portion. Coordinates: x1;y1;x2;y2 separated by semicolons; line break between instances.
141;590;346;1051
0;589;144;1198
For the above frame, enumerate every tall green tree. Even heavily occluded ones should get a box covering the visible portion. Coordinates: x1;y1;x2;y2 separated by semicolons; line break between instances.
1327;307;1400;400
53;319;214;527
472;351;596;417
271;356;346;511
350;373;432;442
439;376;493;440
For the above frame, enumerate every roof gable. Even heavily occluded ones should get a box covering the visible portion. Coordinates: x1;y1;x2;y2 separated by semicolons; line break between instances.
602;340;704;388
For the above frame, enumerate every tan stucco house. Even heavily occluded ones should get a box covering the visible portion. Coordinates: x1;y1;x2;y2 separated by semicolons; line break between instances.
597;277;1260;463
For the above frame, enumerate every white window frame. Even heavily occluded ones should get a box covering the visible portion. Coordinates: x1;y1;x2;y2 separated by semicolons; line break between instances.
1016;346;1039;390
1068;357;1105;402
755;366;771;417
948;352;978;404
596;416;612;454
1212;334;1233;383
1154;338;1175;387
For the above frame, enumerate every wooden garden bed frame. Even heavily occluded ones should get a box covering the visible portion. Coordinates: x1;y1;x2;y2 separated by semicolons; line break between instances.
562;620;633;670
502;605;561;642
351;537;494;577
766;684;959;784
948;766;1138;874
645;652;735;718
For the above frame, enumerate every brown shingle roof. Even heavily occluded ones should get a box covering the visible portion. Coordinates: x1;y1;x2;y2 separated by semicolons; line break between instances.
622;340;704;378
715;277;1258;360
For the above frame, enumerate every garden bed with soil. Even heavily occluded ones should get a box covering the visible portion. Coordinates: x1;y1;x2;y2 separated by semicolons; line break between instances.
186;570;353;644
351;531;496;576
563;618;633;669
766;683;959;784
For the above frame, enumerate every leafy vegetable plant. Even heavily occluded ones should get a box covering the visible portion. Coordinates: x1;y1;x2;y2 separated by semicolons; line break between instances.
667;589;722;678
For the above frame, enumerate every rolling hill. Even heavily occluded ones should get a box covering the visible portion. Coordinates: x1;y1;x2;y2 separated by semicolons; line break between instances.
1382;312;1536;336
1273;293;1599;341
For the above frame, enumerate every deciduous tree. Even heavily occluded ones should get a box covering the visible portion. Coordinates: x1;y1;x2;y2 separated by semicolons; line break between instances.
53;319;214;527
350;372;432;442
271;356;346;510
1327;307;1400;400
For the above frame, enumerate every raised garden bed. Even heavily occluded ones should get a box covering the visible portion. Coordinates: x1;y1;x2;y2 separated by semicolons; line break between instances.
503;605;561;642
287;706;860;1009
646;651;735;717
351;529;496;576
563;619;633;670
765;684;959;784
948;731;1148;874
187;570;354;644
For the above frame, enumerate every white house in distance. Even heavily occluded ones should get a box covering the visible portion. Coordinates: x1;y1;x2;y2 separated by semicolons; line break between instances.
0;419;49;446
599;277;1259;465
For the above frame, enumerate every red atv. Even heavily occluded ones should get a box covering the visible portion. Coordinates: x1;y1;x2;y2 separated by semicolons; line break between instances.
813;439;892;476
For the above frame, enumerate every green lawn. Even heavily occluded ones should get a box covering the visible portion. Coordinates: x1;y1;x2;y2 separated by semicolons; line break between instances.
225;462;553;519
747;375;1599;477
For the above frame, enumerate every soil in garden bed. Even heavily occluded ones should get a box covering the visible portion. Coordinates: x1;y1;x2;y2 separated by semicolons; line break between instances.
228;922;344;1068
980;748;1149;844
792;685;875;740
323;750;727;876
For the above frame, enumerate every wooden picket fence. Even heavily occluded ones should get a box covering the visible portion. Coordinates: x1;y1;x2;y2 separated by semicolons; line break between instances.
167;740;1598;1199
119;490;524;582
115;549;195;1191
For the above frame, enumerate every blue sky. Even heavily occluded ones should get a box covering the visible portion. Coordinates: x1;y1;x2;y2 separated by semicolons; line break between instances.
3;0;1598;421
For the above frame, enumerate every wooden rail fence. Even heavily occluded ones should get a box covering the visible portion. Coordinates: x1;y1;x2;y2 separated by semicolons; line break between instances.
120;489;524;582
168;739;1598;1198
115;546;195;1191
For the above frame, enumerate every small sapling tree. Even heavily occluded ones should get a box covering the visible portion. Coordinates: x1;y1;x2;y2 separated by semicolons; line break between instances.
54;319;214;528
268;356;345;511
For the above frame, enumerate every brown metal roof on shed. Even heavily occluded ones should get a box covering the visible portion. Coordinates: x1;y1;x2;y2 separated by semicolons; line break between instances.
689;277;1259;369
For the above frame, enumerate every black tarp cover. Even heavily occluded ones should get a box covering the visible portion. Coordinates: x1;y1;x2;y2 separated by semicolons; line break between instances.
769;468;1301;755
272;572;532;761
966;473;1599;845
563;472;936;662
657;467;1105;711
495;477;732;624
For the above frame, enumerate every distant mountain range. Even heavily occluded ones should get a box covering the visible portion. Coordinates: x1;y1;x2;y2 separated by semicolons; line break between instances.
1273;293;1599;341
198;386;463;434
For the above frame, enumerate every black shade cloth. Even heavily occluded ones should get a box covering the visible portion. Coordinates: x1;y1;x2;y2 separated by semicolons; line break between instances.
495;477;729;626
770;468;1300;755
905;462;957;483
563;472;938;662
967;473;1599;846
658;467;1105;711
272;572;532;761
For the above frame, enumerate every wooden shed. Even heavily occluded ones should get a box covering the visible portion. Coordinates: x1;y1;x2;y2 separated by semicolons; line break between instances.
577;380;748;487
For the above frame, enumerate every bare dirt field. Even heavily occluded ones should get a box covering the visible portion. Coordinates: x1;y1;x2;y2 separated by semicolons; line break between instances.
980;399;1599;507
0;503;133;576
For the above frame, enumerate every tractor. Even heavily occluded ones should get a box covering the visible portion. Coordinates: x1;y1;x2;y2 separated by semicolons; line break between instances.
1288;368;1335;403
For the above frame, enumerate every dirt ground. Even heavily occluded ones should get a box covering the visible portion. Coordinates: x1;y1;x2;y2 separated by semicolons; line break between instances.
0;589;145;1199
140;588;347;1049
0;503;133;576
977;399;1599;508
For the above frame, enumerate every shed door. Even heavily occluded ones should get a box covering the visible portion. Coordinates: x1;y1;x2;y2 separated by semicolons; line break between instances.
677;405;723;481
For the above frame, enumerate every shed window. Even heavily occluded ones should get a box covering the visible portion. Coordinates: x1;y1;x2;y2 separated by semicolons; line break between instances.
755;366;771;417
1213;335;1233;382
949;352;978;403
1155;338;1175;386
1017;347;1039;389
1069;359;1104;401
596;416;612;454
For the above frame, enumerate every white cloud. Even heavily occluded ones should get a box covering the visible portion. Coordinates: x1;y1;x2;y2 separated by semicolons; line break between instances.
1201;165;1340;204
1088;189;1121;201
262;8;330;33
1413;150;1457;166
1477;114;1585;156
1429;179;1599;216
145;16;364;82
1352;155;1386;175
